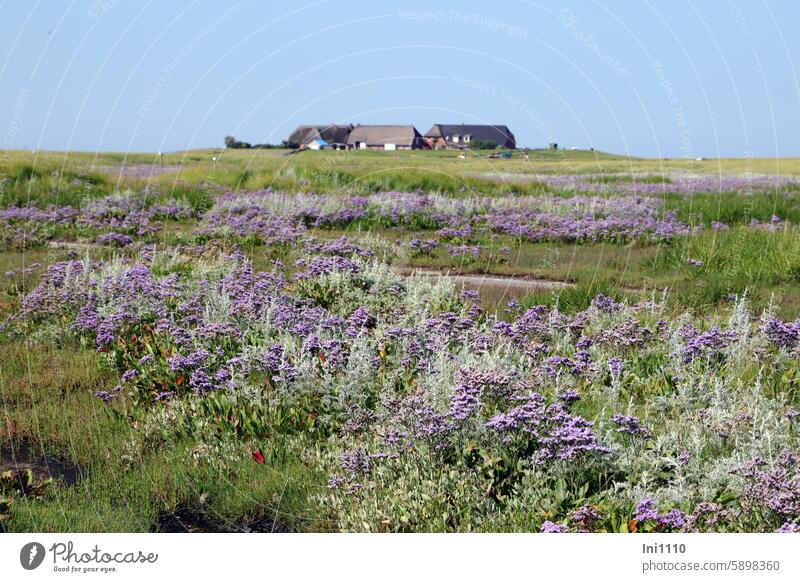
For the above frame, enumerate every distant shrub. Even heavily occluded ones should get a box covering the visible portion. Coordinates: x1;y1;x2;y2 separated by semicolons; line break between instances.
469;139;499;150
223;135;252;149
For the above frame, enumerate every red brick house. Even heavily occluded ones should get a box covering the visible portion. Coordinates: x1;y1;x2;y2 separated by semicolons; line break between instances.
424;124;516;149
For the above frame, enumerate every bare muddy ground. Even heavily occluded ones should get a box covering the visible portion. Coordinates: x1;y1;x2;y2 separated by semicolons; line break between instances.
158;507;291;533
391;266;574;291
0;441;83;486
48;241;100;251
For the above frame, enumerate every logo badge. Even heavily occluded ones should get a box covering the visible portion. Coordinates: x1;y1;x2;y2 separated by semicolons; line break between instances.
20;542;46;570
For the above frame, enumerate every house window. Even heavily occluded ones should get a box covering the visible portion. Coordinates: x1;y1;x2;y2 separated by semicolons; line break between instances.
452;135;460;143
464;135;471;143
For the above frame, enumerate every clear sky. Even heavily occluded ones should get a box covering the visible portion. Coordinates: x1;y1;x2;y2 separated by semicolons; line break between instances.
1;1;798;157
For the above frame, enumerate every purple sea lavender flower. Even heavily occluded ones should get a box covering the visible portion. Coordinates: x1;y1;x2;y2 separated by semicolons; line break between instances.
608;357;623;379
458;367;515;400
447;383;481;421
257;344;299;382
680;325;736;363
591;294;623;313
408;239;439;255
558;389;581;406
541;521;569;533
346;306;376;336
293;255;361;280
96;232;135;247
447;244;481;259
634;498;660;522
571;505;604;530
189;369;215;395
539;411;610;462
305;236;374;258
437;225;473;241
659;509;687;530
339;449;372;479
571;349;594;376
460;289;481;302
612;413;652;439
732;450;800;521
121;369;138;383
762;317;800;350
327;477;345;489
683;502;729;531
542;356;573;378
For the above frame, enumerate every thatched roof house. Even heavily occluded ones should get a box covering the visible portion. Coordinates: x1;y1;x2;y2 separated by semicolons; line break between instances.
346;125;427;150
287;124;353;148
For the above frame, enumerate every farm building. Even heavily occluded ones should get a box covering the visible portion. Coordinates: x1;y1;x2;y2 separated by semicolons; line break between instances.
424;124;516;149
307;138;330;150
286;124;353;149
346;125;428;150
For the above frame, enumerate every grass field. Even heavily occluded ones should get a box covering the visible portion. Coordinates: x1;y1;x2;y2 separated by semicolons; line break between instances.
1;147;799;533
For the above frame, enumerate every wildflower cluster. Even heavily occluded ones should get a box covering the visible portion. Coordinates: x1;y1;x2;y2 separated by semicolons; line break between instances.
4;187;800;533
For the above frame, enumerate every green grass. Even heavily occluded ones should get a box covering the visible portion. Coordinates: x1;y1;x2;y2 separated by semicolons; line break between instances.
664;190;800;226
646;225;800;313
0;155;216;210
653;225;800;284
8;148;800;200
6;438;324;532
520;278;637;313
0;160;113;208
0;337;324;532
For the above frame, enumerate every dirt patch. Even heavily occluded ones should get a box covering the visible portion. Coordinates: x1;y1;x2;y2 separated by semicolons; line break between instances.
47;241;101;251
0;441;83;487
157;507;291;533
392;266;574;291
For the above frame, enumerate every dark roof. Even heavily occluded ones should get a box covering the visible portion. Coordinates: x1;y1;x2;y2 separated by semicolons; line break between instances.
287;124;353;145
424;124;516;148
346;125;423;147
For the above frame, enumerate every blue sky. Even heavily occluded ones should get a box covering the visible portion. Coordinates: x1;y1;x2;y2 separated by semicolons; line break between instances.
1;0;798;157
